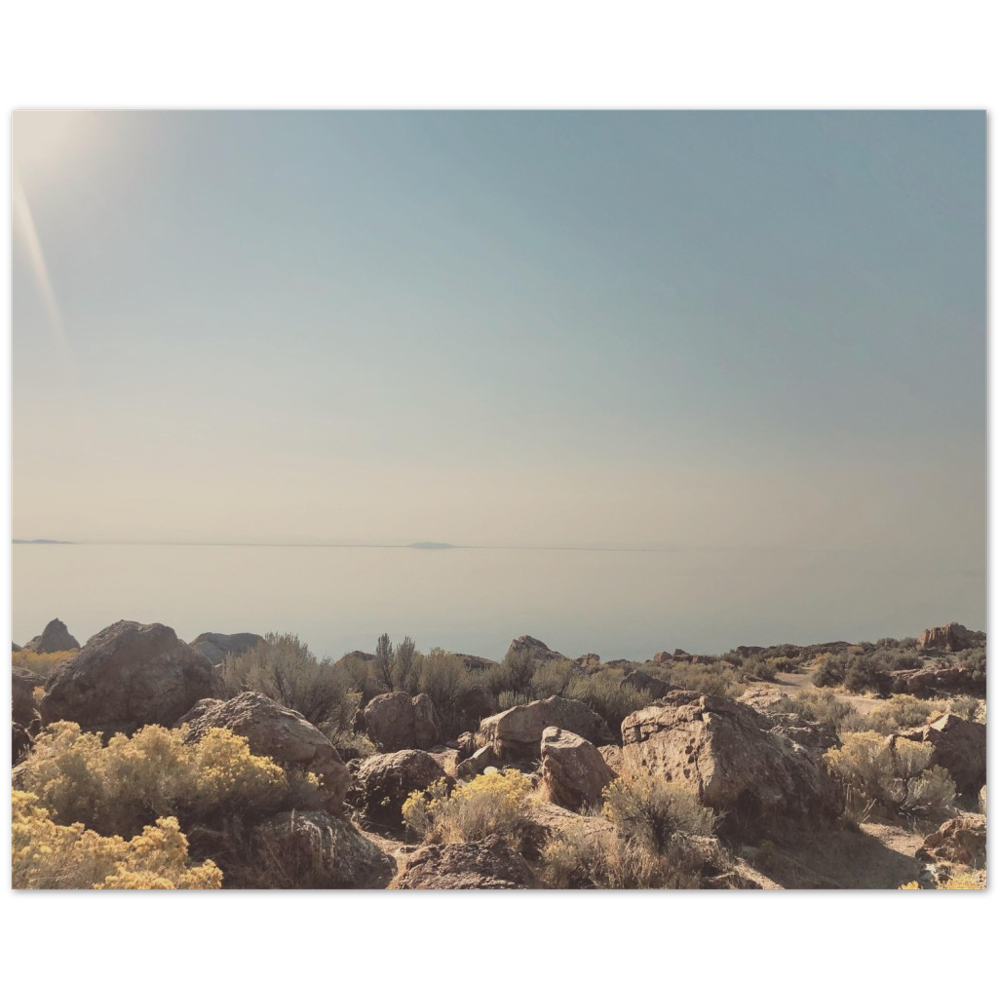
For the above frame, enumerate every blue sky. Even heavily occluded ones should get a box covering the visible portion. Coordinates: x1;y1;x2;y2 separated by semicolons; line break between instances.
13;111;985;558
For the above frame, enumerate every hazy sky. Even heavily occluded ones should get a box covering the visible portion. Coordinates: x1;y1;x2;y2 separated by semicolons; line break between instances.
12;111;985;561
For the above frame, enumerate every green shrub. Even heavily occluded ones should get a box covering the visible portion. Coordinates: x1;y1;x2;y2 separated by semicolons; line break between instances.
416;648;477;735
824;731;956;821
602;771;714;852
768;689;864;733
866;694;944;734
12;791;222;889
667;662;746;699
19;722;314;837
220;632;357;740
564;671;650;734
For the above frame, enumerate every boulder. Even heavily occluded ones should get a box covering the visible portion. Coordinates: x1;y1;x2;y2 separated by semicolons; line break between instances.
891;663;985;697
412;693;439;750
597;744;625;774
479;696;614;761
12;642;22;653
181;691;350;814
40;620;221;734
247;811;397;889
349;750;451;832
455;685;494;732
23;618;80;654
455;653;498;672
918;622;984;652
13;722;33;764
621;691;843;837
174;698;225;728
189;631;263;666
623;668;671;700
393;836;536;889
360;691;441;752
12;668;43;731
456;743;499;779
575;653;602;669
895;714;986;796
540;727;617;812
917;815;986;868
506;635;565;664
652;651;673;664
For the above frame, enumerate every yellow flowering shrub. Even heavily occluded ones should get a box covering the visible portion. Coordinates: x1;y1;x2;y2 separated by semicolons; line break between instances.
12;791;222;889
824;731;956;821
19;722;306;836
12;649;77;677
402;769;534;847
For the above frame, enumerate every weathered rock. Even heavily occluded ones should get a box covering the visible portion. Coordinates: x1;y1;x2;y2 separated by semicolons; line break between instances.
12;642;22;653
979;785;986;815
506;635;565;664
23;618;80;654
597;744;624;774
189;631;263;666
652;651;673;664
13;722;33;764
891;663;985;697
575;653;602;669
412;693;439;750
540;727;616;812
181;691;350;814
360;691;442;752
12;668;43;731
479;696;614;761
455;685;494;732
40;620;221;734
918;622;984;652
456;743;499;779
917;815;986;868
623;668;671;700
174;698;225;728
248;811;397;889
455;653;498;672
763;713;840;752
393;836;536;889
621;691;843;837
896;714;986;796
350;750;450;832
335;650;374;666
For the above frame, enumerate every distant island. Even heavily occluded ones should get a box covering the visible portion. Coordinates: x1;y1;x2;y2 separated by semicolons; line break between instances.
13;539;75;545
407;541;457;550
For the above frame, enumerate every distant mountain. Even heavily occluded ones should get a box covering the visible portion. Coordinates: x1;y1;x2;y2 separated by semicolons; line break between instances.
407;541;457;550
13;539;75;545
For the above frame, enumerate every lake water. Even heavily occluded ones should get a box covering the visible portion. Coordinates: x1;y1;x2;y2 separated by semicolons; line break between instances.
11;543;985;661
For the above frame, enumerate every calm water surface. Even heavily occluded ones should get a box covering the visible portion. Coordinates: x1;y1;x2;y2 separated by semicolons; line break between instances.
12;544;985;661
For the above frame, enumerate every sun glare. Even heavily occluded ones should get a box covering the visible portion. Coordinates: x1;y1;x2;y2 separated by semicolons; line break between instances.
13;110;98;176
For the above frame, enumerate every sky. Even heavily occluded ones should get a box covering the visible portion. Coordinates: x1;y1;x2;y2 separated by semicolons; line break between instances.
12;111;985;562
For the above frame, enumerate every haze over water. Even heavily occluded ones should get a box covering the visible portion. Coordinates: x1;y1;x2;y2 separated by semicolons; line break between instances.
12;112;985;650
13;542;985;661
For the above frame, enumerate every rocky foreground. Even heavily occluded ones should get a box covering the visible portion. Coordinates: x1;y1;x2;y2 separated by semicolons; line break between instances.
11;619;987;889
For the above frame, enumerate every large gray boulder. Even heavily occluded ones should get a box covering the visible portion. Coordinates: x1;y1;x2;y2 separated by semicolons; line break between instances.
621;690;843;837
23;618;80;654
190;631;264;666
40;620;221;734
479;696;613;761
393;837;536;889
181;691;350;814
360;691;440;751
506;635;566;665
246;811;397;889
540;726;617;812
895;713;986;796
349;750;451;832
